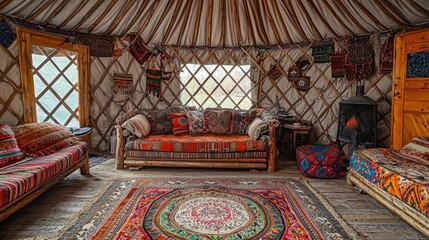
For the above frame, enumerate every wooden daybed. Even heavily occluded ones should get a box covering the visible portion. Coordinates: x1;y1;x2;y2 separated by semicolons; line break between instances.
347;29;429;237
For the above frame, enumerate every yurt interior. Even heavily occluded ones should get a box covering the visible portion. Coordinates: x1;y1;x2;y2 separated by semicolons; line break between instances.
1;1;429;239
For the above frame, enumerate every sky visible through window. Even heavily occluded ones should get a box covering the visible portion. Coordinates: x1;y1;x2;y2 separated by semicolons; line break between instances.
180;64;252;109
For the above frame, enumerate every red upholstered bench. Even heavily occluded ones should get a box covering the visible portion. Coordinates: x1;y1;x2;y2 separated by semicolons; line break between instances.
296;144;342;178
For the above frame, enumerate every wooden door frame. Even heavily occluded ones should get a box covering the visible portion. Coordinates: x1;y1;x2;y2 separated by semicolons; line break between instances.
16;27;90;130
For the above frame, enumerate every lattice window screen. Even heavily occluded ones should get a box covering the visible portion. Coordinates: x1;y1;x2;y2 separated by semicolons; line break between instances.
32;46;79;127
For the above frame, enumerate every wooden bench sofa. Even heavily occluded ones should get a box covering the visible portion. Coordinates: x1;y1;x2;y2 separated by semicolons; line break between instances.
347;137;429;236
0;123;89;221
115;107;278;172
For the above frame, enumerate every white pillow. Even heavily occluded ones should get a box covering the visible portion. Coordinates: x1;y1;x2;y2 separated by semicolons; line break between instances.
122;114;151;138
247;117;268;140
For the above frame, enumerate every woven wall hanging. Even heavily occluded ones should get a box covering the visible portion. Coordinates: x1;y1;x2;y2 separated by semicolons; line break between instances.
126;33;151;65
345;35;375;81
379;35;394;73
113;73;133;105
312;41;334;63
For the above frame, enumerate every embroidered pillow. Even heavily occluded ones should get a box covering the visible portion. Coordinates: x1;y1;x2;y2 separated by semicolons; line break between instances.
12;122;78;157
187;111;204;135
143;109;172;135
122;114;151;138
247;118;268;140
0;125;25;167
232;110;250;135
168;113;189;136
400;136;429;165
203;110;233;134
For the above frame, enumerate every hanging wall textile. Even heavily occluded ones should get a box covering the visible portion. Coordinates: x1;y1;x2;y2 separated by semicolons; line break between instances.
0;20;15;48
74;33;114;57
126;33;151;65
312;41;334;63
61;178;356;239
330;51;346;78
345;36;375;81
113;73;133;105
379;36;394;73
146;69;162;98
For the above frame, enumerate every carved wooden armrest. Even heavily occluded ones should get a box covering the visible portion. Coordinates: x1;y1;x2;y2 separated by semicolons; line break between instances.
115;125;125;169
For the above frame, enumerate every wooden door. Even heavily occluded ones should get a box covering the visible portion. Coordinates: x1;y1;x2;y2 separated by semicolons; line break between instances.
391;29;429;149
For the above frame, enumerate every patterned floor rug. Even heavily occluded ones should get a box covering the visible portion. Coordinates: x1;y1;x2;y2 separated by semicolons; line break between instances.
88;153;111;167
60;178;361;239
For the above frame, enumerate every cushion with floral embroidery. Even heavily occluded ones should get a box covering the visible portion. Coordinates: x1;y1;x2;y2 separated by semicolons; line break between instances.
187;111;204;135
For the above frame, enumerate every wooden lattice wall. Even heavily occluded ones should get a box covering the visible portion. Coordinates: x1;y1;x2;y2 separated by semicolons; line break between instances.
0;38;392;153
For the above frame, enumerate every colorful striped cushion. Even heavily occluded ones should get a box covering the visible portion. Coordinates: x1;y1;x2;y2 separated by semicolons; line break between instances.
168;113;189;136
0;142;87;208
12;122;78;157
0;125;25;167
122;114;151;138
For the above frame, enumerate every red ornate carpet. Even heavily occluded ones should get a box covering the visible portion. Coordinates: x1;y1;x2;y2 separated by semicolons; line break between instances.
61;178;358;239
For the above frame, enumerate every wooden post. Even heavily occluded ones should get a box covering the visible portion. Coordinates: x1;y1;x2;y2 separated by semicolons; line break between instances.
267;120;278;172
115;125;125;169
80;152;90;175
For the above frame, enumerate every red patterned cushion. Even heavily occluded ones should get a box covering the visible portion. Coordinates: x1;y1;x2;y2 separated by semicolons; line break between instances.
296;144;342;179
203;110;233;134
232;110;250;135
12;122;78;157
0;125;25;167
168;113;189;136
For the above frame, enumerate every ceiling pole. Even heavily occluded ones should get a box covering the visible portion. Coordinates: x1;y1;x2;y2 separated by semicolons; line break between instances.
306;0;339;37
146;0;175;42
232;0;242;46
58;0;89;28
70;0;104;31
207;0;213;46
26;0;57;21
176;0;192;46
0;0;13;11
271;0;292;44
282;0;309;43
406;0;429;18
137;0;161;36
320;0;354;35
87;0;120;33
332;0;368;33
191;0;204;47
43;0;70;25
380;0;412;25
295;0;323;39
373;0;406;26
242;0;256;46
351;0;388;30
221;0;226;47
104;0;137;35
161;0;183;44
119;0;149;36
253;0;270;45
262;0;282;44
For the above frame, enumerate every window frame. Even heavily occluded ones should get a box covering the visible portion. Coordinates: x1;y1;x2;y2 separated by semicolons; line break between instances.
16;27;90;138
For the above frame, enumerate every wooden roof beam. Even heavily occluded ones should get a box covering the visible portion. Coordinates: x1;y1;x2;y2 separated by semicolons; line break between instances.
42;0;70;25
232;0;242;45
146;0;175;42
221;0;226;47
119;0;149;36
87;0;120;33
161;0;184;44
137;0;161;36
176;0;192;46
306;0;339;37
58;0;89;29
282;0;309;43
70;0;104;31
271;0;292;43
242;0;256;46
207;0;213;46
262;0;282;44
333;0;368;33
191;0;204;47
406;0;429;18
373;0;407;26
351;0;388;30
380;0;412;25
253;0;270;45
26;0;57;22
295;0;323;39
104;0;137;35
0;0;14;11
320;0;354;35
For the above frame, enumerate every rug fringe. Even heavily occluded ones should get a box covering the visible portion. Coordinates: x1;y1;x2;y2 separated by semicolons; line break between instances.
302;178;368;240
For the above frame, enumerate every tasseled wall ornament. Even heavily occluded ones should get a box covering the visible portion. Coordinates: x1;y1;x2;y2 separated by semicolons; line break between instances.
113;73;133;105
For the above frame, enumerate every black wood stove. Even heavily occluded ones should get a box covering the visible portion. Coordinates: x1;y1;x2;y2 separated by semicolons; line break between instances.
337;86;378;155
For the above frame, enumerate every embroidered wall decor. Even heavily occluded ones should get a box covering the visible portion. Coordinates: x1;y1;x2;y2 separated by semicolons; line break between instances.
126;33;152;65
379;36;394;73
312;41;334;63
113;73;133;105
344;35;375;81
